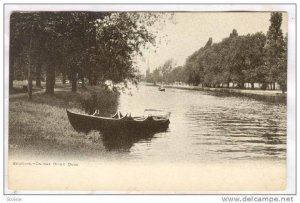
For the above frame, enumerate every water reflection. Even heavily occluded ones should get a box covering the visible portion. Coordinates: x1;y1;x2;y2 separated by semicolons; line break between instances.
77;86;286;161
100;129;167;152
115;86;286;161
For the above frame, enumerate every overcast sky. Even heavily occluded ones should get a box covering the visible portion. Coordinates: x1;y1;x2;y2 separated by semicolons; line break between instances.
136;12;288;74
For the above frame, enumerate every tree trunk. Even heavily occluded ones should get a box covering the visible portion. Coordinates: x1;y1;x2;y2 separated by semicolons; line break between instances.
9;48;14;93
93;75;98;86
81;77;85;88
72;79;77;92
28;64;33;99
36;62;42;88
251;83;254;89
45;65;55;94
62;72;66;84
237;82;244;89
279;82;286;93
71;70;77;92
27;25;34;99
260;83;264;90
88;76;93;86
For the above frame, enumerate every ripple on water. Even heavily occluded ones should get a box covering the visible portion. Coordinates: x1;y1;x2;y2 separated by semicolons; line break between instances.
114;86;287;162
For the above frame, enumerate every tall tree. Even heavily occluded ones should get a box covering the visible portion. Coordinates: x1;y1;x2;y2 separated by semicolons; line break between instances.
242;33;267;89
184;37;213;86
160;59;174;83
9;12;32;93
10;12;172;94
204;37;213;48
265;12;286;91
229;29;238;38
277;35;287;93
10;13;40;98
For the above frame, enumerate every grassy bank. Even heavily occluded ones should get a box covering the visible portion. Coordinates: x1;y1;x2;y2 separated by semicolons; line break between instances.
9;84;119;160
10;80;45;95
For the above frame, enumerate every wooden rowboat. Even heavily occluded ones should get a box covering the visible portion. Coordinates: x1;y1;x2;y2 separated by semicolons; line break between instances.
67;109;170;133
158;86;165;91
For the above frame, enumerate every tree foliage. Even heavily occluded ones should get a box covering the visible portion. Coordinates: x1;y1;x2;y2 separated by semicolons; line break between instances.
145;12;287;92
10;11;169;93
264;12;287;92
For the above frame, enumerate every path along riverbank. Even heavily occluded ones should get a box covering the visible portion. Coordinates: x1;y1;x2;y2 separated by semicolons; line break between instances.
146;83;287;103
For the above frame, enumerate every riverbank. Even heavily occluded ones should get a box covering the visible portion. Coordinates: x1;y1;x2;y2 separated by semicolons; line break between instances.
144;83;286;103
9;84;119;160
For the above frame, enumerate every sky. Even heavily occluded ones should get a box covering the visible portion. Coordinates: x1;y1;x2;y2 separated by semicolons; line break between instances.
136;12;288;74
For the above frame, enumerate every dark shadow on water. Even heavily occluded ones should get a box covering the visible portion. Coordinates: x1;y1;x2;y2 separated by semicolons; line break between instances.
100;129;167;152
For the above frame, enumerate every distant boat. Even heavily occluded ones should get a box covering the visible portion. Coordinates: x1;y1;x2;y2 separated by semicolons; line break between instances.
158;86;165;91
67;109;170;133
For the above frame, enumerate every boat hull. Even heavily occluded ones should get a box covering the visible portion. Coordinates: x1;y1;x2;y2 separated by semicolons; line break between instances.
66;110;170;133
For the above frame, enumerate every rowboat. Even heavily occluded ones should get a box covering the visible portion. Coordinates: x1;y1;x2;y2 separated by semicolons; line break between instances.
66;109;171;133
158;86;165;91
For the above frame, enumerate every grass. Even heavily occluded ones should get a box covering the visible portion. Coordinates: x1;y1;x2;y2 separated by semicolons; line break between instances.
10;80;44;95
10;80;80;95
9;83;120;160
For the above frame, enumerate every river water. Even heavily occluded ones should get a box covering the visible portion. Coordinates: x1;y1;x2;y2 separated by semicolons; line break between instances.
99;85;287;162
104;83;287;161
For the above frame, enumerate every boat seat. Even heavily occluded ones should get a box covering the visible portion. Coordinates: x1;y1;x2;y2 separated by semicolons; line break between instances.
112;111;123;118
134;117;146;121
93;109;100;116
125;113;134;121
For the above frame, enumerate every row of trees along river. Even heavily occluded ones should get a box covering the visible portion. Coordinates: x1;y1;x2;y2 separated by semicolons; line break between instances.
143;12;287;93
10;12;169;98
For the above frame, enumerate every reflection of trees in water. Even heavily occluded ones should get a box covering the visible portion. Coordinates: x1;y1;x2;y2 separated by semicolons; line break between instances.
77;94;170;152
100;130;164;152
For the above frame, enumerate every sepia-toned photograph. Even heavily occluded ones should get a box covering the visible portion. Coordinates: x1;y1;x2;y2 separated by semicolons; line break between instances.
5;4;296;194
